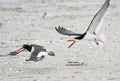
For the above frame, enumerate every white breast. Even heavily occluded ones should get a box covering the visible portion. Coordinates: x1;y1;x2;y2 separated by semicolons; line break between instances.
84;33;96;40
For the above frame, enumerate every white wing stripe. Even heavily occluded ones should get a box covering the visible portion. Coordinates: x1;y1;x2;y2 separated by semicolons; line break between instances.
95;11;108;34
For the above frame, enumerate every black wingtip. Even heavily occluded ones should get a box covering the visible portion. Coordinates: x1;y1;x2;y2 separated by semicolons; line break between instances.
55;26;62;33
55;27;57;30
55;27;59;32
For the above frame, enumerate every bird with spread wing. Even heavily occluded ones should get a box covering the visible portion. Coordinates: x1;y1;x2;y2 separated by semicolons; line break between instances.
55;0;110;48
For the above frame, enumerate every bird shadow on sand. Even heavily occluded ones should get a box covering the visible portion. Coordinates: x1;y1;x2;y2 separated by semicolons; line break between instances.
19;66;58;75
0;54;10;57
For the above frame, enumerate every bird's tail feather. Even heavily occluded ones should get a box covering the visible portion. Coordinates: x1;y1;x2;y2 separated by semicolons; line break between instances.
47;51;55;56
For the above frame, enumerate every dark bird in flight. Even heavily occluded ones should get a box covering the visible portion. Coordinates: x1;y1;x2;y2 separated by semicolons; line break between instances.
9;44;55;62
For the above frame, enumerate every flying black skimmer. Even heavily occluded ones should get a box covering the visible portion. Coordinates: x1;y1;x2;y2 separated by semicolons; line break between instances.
55;0;110;48
9;44;55;62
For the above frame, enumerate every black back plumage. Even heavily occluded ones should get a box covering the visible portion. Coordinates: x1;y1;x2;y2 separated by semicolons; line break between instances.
27;44;46;61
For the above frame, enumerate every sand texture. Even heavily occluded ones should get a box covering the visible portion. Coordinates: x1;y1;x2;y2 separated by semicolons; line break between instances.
0;0;120;81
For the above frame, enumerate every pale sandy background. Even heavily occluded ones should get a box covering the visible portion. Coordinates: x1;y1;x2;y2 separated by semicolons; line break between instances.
0;0;120;81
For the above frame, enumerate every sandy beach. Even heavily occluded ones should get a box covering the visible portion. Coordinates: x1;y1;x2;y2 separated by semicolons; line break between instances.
0;0;120;81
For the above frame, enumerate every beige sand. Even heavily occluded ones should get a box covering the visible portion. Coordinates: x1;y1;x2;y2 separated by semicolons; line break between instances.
0;0;120;81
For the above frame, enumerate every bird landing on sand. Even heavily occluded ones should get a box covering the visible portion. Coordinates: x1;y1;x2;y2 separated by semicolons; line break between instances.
55;0;110;48
9;44;55;62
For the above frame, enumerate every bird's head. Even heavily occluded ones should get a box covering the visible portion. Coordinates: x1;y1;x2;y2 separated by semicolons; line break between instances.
16;44;32;53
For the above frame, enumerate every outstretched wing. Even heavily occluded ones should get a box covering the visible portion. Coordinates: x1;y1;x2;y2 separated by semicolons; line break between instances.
86;0;110;34
55;26;82;36
28;44;46;61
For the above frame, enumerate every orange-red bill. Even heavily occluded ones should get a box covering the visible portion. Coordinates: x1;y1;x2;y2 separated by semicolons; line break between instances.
67;40;76;48
94;38;99;45
16;47;24;53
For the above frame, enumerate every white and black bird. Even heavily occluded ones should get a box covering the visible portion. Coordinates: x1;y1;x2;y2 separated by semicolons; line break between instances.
55;0;110;48
9;44;55;62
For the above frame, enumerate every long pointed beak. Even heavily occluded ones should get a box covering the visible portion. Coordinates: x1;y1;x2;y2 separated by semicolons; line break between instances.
94;38;99;45
16;47;25;53
67;40;76;48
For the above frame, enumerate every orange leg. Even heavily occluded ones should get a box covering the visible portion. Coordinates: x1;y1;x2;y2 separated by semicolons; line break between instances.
67;39;76;48
94;38;99;45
